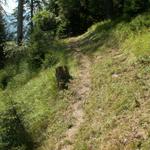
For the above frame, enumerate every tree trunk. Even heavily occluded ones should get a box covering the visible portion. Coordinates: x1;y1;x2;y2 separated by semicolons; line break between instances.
0;11;5;68
30;0;34;31
17;0;24;45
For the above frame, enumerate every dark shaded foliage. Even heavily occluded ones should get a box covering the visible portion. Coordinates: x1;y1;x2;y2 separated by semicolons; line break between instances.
46;0;150;36
0;11;6;68
0;102;34;150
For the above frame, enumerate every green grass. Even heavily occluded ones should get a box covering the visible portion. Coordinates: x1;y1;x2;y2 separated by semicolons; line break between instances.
74;50;150;149
0;12;150;150
0;68;69;147
72;12;150;57
123;32;150;57
0;40;77;150
72;12;150;150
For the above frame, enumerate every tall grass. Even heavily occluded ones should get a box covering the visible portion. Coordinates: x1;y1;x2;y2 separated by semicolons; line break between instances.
73;12;150;150
0;39;77;150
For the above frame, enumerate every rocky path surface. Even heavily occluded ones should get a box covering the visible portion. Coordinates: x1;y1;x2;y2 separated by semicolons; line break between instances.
57;47;91;150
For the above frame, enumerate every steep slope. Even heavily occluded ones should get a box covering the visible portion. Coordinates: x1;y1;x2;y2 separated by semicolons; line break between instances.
1;12;150;150
74;49;150;149
0;42;78;150
36;12;150;150
37;43;92;150
38;14;150;150
68;13;150;150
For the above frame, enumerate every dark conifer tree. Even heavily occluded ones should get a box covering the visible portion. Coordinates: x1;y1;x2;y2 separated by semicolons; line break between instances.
0;9;6;68
17;0;24;45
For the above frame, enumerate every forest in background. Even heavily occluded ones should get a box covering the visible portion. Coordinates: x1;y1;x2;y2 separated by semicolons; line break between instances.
0;0;150;150
1;0;150;75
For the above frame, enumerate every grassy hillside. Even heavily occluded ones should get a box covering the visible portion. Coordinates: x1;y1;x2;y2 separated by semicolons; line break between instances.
69;13;150;149
0;12;150;150
0;41;78;149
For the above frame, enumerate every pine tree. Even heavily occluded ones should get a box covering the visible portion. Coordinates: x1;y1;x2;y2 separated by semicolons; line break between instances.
17;0;24;45
0;8;6;68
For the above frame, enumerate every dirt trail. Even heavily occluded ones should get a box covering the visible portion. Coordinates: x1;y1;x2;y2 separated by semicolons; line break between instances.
57;47;91;150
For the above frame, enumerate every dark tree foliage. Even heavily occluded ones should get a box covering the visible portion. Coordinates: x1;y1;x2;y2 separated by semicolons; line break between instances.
17;0;24;45
0;0;150;150
123;0;150;16
0;102;34;150
0;11;5;68
46;0;150;36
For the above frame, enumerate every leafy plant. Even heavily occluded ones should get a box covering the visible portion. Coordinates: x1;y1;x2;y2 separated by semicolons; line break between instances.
0;70;11;90
42;52;59;69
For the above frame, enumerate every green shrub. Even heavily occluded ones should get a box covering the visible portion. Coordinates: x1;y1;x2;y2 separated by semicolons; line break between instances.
0;102;34;150
33;10;58;32
0;70;11;90
28;55;43;71
4;42;29;65
124;0;150;17
129;12;150;31
42;52;59;69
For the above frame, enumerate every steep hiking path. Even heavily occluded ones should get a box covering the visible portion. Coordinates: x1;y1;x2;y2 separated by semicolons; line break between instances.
56;45;92;150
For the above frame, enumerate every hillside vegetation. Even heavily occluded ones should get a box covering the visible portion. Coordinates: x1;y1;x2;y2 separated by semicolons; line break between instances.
0;12;150;150
68;12;150;149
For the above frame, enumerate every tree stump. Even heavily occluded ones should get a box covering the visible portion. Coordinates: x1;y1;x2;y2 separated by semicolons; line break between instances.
55;66;72;90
